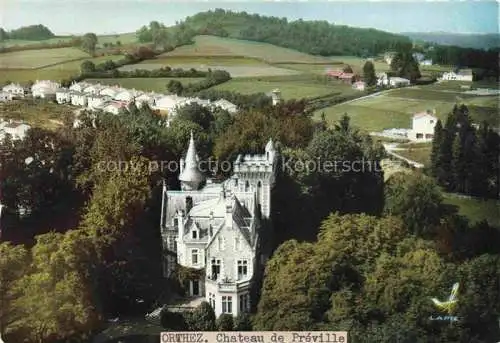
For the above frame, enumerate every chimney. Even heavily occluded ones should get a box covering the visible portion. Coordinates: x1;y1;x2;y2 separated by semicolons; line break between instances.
177;210;185;238
225;197;233;229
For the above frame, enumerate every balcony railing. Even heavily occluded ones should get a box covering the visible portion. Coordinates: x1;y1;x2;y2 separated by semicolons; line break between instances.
206;277;251;292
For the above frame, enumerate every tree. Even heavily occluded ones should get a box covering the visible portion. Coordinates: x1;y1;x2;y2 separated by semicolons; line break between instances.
0;243;29;339
175;103;215;130
430;119;443;177
11;231;99;343
362;61;377;86
167;80;184;95
80;60;96;74
384;172;443;237
216;314;234;331
342;65;353;73
188;302;216;331
81;33;98;56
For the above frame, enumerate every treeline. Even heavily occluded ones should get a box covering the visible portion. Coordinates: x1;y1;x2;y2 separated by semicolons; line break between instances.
0;24;54;41
427;45;499;78
0;39;78;53
135;21;196;50
430;104;500;199
166;70;231;95
183;9;413;56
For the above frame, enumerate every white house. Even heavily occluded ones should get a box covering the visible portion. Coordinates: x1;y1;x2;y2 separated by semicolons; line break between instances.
420;59;433;66
32;80;60;99
154;95;189;115
103;101;127;115
83;84;105;95
56;89;71;104
69;81;91;93
441;69;473;82
211;99;238;114
160;133;277;317
2;83;25;97
99;86;121;98
0;120;31;141
408;110;438;141
114;89;138;102
352;81;366;91
270;89;282;106
70;92;88;107
389;77;411;87
135;92;162;109
0;91;13;102
88;95;112;110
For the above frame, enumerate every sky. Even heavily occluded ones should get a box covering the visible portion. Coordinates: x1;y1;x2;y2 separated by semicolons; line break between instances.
0;0;498;35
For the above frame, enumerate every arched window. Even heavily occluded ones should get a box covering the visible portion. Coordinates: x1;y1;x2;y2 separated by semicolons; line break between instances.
257;181;262;204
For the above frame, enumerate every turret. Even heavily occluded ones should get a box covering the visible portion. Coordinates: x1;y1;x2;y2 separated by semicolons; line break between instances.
178;131;205;191
271;89;282;106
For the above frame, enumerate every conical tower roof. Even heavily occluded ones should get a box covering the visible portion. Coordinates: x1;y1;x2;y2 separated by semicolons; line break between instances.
179;131;205;183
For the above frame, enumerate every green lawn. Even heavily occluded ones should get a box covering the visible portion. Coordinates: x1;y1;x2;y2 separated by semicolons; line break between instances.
161;35;332;63
395;146;432;167
443;193;500;227
0;47;89;69
315;86;499;132
0;55;126;84
140;56;266;66
85;77;204;92
212;75;352;100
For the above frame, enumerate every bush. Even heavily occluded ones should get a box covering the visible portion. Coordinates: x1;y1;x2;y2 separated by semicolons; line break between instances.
233;313;253;331
216;314;234;331
160;308;188;330
187;301;216;331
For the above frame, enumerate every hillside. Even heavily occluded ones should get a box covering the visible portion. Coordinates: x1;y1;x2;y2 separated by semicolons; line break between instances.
182;9;413;57
403;32;500;50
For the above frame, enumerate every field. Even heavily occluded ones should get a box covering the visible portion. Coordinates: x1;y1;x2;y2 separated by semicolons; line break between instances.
0;47;89;69
314;86;499;133
120;59;300;78
443;193;500;227
395;145;432;167
97;33;138;47
161;35;333;63
212;74;355;100
0;37;74;47
0;55;125;84
85;77;204;92
0;99;73;130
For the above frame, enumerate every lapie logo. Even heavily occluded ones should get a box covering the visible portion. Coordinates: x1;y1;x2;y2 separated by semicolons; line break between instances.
429;282;460;322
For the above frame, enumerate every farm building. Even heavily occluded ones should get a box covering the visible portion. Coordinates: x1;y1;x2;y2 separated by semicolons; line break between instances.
69;81;92;93
71;92;88;107
408;110;438;141
2;83;25;97
441;69;473;82
88;94;111;110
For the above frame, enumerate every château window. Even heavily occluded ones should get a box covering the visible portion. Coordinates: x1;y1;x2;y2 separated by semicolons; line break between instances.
211;258;221;280
222;296;232;314
191;249;198;265
209;293;216;309
245;181;250;192
237;260;248;279
239;294;250;312
192;230;197;239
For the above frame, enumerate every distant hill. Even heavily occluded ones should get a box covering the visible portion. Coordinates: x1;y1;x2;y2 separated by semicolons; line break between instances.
182;9;413;57
403;32;500;50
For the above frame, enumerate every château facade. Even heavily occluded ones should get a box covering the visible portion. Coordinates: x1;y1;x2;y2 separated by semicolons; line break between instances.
160;132;278;317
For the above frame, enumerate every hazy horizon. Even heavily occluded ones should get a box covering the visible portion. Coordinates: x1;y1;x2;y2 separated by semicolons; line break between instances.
1;0;498;36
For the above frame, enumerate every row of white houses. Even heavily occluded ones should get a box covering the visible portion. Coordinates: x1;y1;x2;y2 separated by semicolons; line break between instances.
1;80;239;118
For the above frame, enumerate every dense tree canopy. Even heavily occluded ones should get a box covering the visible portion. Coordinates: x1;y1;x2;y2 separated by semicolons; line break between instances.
183;9;413;56
2;25;54;40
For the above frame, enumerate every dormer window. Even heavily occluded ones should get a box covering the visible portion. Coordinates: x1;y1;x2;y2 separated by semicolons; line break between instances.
192;230;197;239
